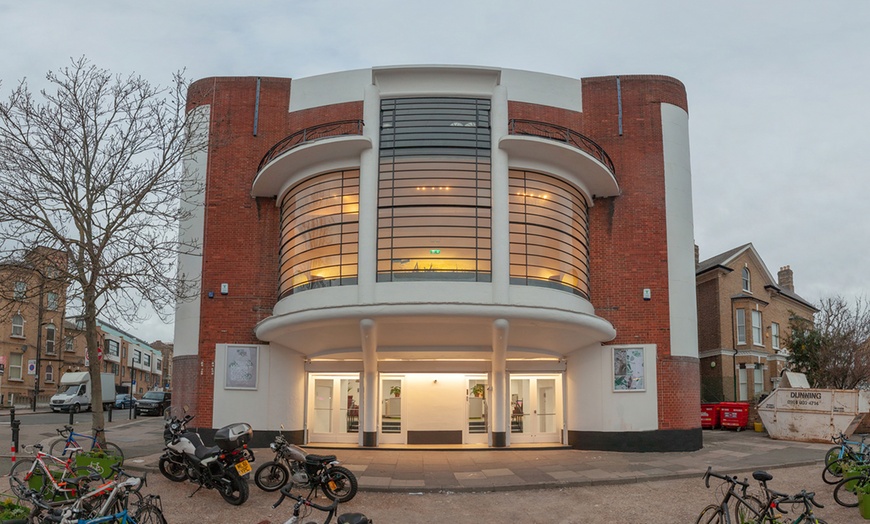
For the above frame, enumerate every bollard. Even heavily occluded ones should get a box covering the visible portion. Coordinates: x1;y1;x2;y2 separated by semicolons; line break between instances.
69;409;75;426
108;405;113;423
10;418;20;468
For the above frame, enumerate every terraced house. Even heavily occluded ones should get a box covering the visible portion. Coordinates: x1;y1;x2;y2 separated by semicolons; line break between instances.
174;65;700;451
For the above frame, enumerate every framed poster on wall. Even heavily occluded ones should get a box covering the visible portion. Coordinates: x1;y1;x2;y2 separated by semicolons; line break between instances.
225;345;258;390
613;347;645;392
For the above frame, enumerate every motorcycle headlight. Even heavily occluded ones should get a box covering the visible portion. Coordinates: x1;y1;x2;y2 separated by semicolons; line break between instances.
270;442;277;451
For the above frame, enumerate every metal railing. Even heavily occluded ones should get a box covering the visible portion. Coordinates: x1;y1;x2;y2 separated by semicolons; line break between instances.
508;119;616;176
256;120;365;173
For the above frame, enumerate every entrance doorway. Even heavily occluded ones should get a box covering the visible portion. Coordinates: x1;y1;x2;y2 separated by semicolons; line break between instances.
509;376;561;443
308;375;360;444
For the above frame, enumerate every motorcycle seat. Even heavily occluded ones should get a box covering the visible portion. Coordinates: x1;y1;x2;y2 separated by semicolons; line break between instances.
306;454;337;464
195;445;222;460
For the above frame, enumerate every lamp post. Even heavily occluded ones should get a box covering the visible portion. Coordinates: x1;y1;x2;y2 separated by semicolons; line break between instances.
31;279;45;412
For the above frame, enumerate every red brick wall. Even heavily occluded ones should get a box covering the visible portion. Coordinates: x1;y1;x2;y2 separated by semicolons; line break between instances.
180;77;363;425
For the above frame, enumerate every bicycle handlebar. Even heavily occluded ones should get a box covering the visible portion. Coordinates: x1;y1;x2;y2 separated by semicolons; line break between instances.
703;467;749;491
774;490;824;511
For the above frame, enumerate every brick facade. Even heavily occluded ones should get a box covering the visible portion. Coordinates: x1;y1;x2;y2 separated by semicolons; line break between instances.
178;68;700;447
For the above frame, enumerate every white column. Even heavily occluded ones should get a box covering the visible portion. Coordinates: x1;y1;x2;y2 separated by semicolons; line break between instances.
360;318;378;446
492;318;508;446
358;84;380;304
490;85;510;304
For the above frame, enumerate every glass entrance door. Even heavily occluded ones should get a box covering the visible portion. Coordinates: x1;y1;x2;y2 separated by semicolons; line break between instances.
466;377;488;444
509;376;561;443
308;375;360;444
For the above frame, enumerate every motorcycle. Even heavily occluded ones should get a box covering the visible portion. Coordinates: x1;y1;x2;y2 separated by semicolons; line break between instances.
158;413;255;506
254;428;358;503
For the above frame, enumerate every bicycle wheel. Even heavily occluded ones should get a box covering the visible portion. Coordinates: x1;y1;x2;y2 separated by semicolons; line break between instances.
134;505;168;524
734;495;763;524
695;504;726;524
824;446;842;466
95;441;125;465
823;458;852;484
9;459;44;498
50;438;78;458
833;474;869;507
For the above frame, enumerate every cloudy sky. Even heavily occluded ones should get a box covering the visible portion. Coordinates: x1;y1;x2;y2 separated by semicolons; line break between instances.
1;1;867;343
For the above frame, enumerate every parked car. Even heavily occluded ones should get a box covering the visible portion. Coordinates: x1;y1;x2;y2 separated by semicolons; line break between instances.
114;393;136;409
134;390;172;416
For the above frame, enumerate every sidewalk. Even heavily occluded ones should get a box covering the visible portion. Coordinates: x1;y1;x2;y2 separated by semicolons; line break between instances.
130;429;829;492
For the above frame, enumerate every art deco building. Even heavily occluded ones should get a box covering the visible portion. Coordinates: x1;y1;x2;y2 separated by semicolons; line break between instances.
174;65;700;451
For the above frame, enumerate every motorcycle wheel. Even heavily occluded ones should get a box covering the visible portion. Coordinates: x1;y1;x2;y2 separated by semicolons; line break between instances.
321;465;358;503
158;456;188;482
218;471;249;506
254;461;289;492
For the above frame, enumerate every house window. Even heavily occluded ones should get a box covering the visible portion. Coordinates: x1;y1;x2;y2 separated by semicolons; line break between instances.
121;366;125;378
47;292;59;311
156;360;162;372
12;314;24;338
771;322;780;350
751;310;763;346
736;309;746;345
742;268;751;292
65;336;74;352
143;353;151;368
106;340;120;358
75;318;85;330
45;324;56;354
738;366;748;401
9;354;23;380
14;281;26;300
133;350;142;364
45;364;54;383
111;363;119;375
753;365;764;397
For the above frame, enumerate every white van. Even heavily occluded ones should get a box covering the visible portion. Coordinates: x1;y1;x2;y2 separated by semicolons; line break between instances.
50;372;116;412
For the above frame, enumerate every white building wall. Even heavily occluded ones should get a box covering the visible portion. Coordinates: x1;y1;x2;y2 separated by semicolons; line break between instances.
661;103;698;358
566;344;658;431
212;343;306;431
173;105;209;358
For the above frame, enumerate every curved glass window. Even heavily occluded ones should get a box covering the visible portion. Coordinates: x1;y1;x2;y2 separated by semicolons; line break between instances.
279;169;359;297
378;98;491;282
509;170;590;298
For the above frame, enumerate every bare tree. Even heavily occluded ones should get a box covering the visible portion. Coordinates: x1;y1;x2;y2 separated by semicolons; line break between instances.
0;57;204;436
786;296;870;389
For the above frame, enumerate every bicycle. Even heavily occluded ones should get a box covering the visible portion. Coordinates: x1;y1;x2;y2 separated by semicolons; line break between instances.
832;462;870;507
20;488;165;524
19;467;166;524
822;448;867;484
9;443;100;501
824;431;870;467
697;467;784;524
50;426;124;465
272;485;371;524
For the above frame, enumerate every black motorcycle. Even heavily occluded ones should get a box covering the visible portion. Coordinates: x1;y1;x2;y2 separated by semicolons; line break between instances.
254;430;358;503
158;413;255;505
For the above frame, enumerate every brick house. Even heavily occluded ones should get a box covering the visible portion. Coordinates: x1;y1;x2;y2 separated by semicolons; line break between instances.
174;65;701;451
696;243;817;404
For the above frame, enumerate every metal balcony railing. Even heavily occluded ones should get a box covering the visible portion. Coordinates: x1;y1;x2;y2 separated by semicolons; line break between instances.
256;120;365;173
508;119;616;176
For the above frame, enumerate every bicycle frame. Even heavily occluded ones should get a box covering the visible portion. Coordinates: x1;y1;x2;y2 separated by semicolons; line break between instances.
830;432;870;462
18;446;85;498
57;426;102;455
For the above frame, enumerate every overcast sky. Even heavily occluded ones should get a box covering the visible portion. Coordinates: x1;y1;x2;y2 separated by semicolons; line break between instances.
2;1;867;343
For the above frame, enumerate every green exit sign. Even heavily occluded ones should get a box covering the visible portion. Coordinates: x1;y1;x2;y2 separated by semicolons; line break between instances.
429;249;441;254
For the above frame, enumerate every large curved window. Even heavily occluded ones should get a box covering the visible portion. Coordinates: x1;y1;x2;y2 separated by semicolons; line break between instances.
509;170;590;298
279;169;359;297
377;98;491;282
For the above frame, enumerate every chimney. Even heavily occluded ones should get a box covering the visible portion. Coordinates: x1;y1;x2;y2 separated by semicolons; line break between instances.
778;265;794;291
694;244;699;268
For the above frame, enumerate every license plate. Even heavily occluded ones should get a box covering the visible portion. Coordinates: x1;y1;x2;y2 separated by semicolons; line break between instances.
235;460;252;476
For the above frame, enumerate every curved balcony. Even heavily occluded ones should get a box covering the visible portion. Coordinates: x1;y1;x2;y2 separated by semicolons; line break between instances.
501;119;619;198
252;120;370;198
